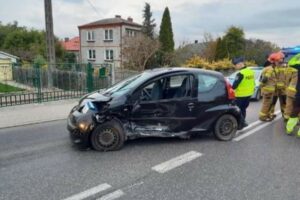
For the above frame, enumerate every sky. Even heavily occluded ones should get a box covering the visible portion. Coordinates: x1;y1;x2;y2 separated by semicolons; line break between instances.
0;0;299;48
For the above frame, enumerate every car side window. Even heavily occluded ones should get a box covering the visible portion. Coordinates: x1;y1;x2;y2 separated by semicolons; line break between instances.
198;74;218;93
197;74;226;102
137;74;193;102
139;79;164;102
168;75;192;99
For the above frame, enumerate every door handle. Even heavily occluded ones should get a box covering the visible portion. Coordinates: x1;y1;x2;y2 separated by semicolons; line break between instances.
187;103;195;110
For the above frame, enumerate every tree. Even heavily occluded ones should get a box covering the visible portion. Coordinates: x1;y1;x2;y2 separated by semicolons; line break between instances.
215;37;227;60
158;7;174;65
142;3;156;38
222;26;246;59
159;7;174;52
200;33;217;62
0;21;20;49
122;34;160;71
245;39;279;65
33;54;47;67
0;21;65;63
171;40;207;66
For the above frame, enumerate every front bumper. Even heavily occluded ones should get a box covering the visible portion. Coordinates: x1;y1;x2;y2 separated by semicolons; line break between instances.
67;110;95;149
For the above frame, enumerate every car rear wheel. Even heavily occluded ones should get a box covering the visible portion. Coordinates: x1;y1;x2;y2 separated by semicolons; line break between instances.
214;114;238;141
91;120;125;151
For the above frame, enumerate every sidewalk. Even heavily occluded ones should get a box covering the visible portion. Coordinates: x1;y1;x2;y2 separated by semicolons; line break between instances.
0;100;78;129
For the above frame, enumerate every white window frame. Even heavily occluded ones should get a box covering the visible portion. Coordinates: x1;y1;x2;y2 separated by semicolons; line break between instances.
87;49;96;60
105;49;114;61
126;29;135;37
104;29;113;41
86;31;95;42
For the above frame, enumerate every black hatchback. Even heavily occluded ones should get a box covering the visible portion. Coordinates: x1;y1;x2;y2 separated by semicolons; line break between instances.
67;68;242;151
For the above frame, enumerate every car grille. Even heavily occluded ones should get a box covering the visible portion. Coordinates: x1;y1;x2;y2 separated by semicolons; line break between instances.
72;129;85;137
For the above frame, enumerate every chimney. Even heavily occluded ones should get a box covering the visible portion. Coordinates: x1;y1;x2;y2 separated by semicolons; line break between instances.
127;17;133;22
65;37;69;42
115;15;121;18
194;40;198;44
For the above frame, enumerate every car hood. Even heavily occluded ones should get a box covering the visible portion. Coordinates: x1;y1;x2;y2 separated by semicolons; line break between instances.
87;92;111;101
79;92;112;106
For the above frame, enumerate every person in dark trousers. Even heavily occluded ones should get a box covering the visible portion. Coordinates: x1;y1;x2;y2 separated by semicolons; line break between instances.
232;57;256;127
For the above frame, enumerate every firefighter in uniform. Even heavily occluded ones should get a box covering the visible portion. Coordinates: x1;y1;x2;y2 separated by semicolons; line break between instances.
259;58;277;121
272;52;287;118
232;57;255;127
286;53;300;137
285;57;299;120
261;52;286;120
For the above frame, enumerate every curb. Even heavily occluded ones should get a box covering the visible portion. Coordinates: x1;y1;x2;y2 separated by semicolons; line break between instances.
0;118;67;130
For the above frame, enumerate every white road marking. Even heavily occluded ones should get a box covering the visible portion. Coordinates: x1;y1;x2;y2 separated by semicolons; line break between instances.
62;183;111;200
152;151;202;173
234;115;282;141
235;110;281;137
237;110;281;134
237;120;262;134
97;190;125;200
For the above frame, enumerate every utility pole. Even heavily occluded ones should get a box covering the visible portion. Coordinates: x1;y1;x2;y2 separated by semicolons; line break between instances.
44;0;55;88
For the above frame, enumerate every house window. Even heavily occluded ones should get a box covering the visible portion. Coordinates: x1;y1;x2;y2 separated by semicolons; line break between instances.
104;29;113;41
88;49;96;60
105;50;114;60
87;31;95;41
126;29;136;37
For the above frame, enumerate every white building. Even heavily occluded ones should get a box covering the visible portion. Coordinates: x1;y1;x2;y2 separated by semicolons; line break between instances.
78;15;142;68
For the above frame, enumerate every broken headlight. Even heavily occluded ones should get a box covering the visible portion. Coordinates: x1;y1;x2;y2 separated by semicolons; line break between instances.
81;101;97;114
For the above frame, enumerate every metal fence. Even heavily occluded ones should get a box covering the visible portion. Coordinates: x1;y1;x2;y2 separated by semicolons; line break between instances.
0;62;139;107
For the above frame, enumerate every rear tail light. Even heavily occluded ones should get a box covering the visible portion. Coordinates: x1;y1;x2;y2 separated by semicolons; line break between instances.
225;78;235;100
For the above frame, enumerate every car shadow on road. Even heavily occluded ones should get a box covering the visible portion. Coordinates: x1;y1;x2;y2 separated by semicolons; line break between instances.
123;132;215;149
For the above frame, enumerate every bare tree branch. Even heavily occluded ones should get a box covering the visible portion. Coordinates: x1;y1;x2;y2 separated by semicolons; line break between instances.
122;34;160;71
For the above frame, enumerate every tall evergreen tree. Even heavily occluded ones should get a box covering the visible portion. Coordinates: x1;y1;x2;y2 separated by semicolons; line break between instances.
142;3;156;38
159;7;174;52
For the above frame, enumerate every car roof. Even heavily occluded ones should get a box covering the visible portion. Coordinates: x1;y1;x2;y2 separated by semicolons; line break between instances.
143;67;223;78
248;66;263;70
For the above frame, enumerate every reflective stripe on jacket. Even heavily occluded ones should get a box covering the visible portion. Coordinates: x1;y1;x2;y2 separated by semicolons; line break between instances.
260;66;276;95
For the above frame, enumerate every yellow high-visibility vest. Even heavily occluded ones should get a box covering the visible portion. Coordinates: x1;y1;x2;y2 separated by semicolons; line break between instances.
235;67;255;97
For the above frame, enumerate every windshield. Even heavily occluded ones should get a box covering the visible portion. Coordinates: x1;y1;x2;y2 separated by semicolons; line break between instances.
253;70;262;80
103;72;150;95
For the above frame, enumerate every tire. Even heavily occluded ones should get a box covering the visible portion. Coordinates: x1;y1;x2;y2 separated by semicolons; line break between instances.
91;119;125;151
214;114;238;141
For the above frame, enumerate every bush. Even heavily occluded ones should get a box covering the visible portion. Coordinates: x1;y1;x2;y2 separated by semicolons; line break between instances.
185;56;257;71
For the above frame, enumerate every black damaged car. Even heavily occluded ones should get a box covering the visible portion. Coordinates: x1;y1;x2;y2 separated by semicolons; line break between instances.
67;68;242;151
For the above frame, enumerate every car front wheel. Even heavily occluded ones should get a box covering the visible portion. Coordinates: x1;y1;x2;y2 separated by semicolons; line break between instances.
91;120;125;151
214;114;238;141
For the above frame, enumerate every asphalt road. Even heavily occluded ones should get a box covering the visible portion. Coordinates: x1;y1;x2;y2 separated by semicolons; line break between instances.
1;101;299;200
